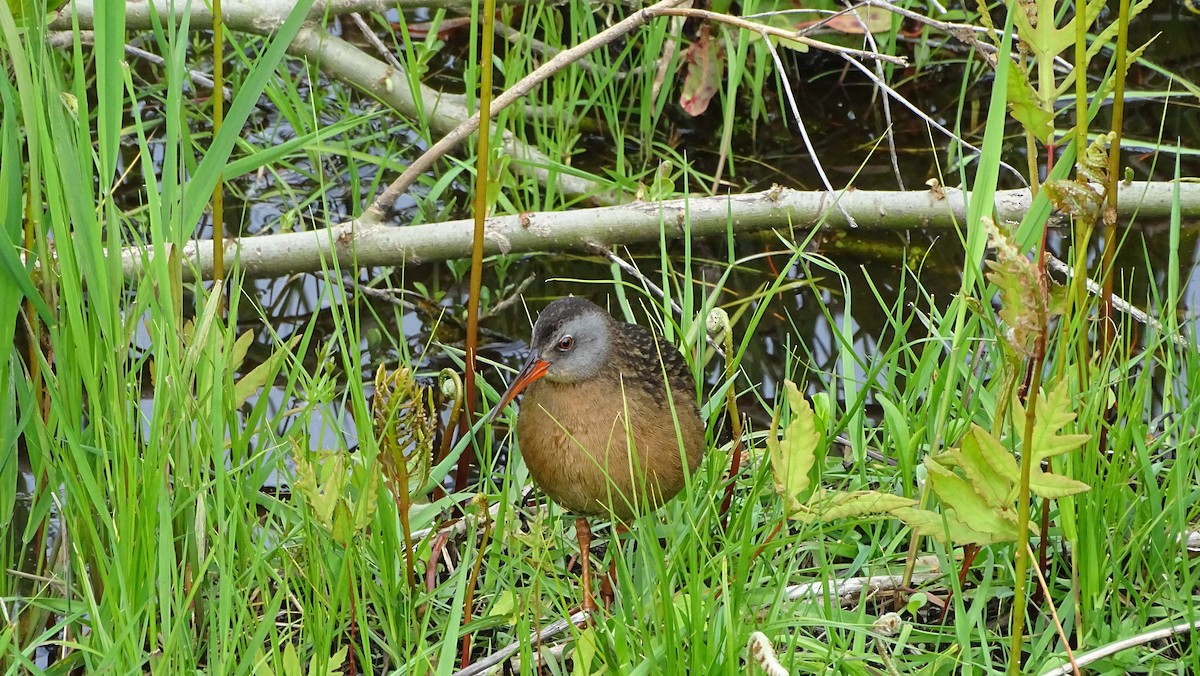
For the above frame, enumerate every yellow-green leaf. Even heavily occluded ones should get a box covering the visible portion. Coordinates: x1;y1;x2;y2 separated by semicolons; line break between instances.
331;500;354;545
893;506;1012;546
489;590;518;624
1019;381;1091;461
925;458;1020;539
1028;468;1090;499
291;449;347;527
956;426;1020;509
768;381;821;509
353;465;381;532
321;648;348;676
1006;66;1054;144
234;336;301;408
573;626;599;676
229;329;255;373
810;489;916;522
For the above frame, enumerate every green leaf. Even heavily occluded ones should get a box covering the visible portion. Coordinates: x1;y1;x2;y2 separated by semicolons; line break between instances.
1018;380;1091;461
769;380;822;511
0;76;54;325
893;506;1012;546
1028;469;1090;499
282;643;302;676
957;425;1020;507
229;329;255;374
292;449;347;526
1006;65;1054;144
925;458;1021;539
352;465;380;532
331;500;354;545
489;590;518;623
234;336;301;408
788;489;915;523
573;627;599;676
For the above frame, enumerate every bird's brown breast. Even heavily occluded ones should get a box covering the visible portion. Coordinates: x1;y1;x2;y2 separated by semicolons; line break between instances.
516;369;705;521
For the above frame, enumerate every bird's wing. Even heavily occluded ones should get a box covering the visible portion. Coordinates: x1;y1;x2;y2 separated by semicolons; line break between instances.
617;324;698;399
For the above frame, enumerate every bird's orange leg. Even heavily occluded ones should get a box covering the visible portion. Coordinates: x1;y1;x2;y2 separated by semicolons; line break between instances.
575;518;598;613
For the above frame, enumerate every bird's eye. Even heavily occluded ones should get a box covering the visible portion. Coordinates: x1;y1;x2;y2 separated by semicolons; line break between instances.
557;335;575;351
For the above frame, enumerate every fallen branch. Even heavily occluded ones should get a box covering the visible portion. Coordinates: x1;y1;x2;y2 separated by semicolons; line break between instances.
112;181;1197;279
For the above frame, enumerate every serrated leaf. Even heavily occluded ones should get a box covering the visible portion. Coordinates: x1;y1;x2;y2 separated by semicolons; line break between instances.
292;450;346;526
322;647;348;676
893;506;1013;546
983;218;1044;356
969;424;1022;482
1006;66;1054;144
1017;380;1091;461
925;458;1021;538
945;427;1014;508
1028;469;1090;499
1043;179;1103;218
804;489;916;522
769;381;821;510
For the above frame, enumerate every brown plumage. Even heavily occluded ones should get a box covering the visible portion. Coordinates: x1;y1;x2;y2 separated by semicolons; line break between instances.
492;297;706;521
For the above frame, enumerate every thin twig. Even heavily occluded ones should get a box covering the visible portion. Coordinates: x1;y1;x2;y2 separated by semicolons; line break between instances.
1026;542;1080;675
842;2;905;191
365;0;692;219
452;610;592;676
366;1;907;220
349;12;405;71
1046;253;1190;347
835;53;1028;186
781;570;943;604
758;29;859;227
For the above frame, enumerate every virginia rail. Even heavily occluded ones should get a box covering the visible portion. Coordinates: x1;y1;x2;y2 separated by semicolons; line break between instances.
490;297;706;611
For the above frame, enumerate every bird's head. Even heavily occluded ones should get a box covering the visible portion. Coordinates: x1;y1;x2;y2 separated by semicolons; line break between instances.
489;297;613;420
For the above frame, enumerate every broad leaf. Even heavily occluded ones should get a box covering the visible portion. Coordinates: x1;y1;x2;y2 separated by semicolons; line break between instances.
679;25;722;117
1016;380;1092;462
925;458;1022;539
769;380;821;511
788;489;915;523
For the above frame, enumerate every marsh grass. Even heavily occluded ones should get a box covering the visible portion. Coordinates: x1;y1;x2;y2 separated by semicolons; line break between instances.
3;1;1200;674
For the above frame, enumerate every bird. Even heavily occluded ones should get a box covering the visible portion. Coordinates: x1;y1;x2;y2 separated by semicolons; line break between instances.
488;296;707;611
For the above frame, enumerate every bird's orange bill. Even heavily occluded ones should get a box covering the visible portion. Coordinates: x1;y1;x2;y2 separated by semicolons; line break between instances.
487;355;550;422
